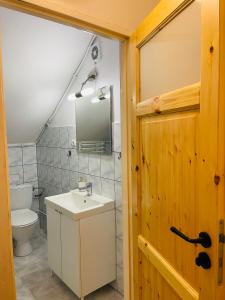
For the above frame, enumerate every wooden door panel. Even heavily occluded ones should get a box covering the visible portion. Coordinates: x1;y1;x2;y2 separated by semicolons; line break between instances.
139;111;200;296
141;255;182;300
128;0;225;299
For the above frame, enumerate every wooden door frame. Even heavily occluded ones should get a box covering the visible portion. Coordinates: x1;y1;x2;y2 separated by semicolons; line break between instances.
0;1;131;299
128;0;225;299
1;0;225;299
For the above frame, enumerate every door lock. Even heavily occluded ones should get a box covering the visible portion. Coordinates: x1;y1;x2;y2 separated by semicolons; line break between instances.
195;252;211;269
170;226;212;248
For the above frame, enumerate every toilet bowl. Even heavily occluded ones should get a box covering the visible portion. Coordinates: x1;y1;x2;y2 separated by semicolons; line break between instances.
11;209;38;256
10;184;39;257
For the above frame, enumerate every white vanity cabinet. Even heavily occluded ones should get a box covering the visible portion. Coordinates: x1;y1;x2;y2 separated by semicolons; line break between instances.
47;205;116;299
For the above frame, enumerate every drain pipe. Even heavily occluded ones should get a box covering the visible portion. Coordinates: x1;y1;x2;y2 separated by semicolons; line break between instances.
36;34;97;144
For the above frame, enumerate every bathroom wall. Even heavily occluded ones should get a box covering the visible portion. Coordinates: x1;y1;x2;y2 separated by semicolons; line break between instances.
7;143;39;211
36;124;123;294
50;35;121;127
37;36;124;294
8;144;38;187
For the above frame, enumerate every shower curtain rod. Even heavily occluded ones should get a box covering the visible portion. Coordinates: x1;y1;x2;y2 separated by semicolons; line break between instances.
36;34;97;144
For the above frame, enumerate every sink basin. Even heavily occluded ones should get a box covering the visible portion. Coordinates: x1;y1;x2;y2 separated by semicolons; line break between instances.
45;189;114;220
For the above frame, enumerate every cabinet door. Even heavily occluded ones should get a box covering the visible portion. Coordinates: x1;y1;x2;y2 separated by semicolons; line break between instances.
61;214;81;297
47;206;61;277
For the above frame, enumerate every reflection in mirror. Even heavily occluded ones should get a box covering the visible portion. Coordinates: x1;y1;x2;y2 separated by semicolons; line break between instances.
75;85;112;154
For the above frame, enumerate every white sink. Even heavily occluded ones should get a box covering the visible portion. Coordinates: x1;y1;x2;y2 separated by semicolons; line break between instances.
45;189;114;220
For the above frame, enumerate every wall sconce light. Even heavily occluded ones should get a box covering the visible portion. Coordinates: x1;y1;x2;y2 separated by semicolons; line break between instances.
67;69;97;102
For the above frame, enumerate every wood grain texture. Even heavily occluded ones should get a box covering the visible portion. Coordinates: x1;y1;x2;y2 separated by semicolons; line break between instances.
0;0;127;40
0;44;16;300
136;83;200;117
138;235;199;300
140;110;199;299
217;0;225;296
197;0;222;298
0;0;160;38
120;39;131;300
135;0;194;46
129;0;225;299
126;34;141;300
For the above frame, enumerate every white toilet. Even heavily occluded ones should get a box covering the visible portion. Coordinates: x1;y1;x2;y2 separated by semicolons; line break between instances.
10;184;38;257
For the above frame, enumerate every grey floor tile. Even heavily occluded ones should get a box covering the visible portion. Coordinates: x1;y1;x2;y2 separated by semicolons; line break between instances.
14;228;123;300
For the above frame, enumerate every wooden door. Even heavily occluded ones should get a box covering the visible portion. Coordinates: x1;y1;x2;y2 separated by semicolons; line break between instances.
0;45;16;299
128;0;225;299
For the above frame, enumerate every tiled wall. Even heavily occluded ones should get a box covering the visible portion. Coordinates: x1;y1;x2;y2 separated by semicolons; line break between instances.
8;143;38;211
37;123;123;294
8;143;38;187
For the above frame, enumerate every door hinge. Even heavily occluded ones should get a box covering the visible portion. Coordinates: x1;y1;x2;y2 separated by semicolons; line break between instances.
218;220;225;285
219;233;225;244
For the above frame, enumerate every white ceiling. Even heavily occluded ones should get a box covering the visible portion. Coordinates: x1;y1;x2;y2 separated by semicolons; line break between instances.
0;7;93;143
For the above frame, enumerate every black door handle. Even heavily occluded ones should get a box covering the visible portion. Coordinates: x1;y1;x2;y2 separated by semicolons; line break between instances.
170;226;212;248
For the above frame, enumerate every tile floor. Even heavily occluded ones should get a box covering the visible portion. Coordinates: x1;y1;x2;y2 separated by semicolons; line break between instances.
14;229;123;300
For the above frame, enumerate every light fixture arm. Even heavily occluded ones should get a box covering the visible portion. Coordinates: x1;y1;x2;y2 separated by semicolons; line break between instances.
76;69;97;98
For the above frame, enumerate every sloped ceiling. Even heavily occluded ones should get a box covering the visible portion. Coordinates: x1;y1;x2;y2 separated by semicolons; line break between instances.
0;7;93;144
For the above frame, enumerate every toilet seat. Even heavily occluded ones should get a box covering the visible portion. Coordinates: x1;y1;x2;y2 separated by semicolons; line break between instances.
11;209;38;227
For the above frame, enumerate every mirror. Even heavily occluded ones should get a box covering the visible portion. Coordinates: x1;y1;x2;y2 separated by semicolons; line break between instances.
75;85;112;154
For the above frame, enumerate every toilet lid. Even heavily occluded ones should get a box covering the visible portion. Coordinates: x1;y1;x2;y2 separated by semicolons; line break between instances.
11;209;38;227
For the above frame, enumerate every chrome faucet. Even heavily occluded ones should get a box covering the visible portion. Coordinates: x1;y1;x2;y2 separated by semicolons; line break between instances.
79;182;92;196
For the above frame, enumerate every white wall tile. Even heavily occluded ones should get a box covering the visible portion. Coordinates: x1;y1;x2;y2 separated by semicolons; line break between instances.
78;153;89;174
101;154;115;180
9;166;23;185
115;153;122;181
53;167;62;187
116;237;123;268
60;149;70;170
59;127;69;148
101;178;115;199
24;164;38;183
23;146;37;165
70;171;78;190
113;122;121;152
45;128;53;147
111;265;124;295
51;127;60;147
89;153;101;176
61;169;70;192
116;210;123;239
40;147;47;164
69;149;78;171
68;126;76;147
78;173;90;183
115;181;122;211
89;175;101;194
8;147;23;166
36;147;41;162
53;148;61;168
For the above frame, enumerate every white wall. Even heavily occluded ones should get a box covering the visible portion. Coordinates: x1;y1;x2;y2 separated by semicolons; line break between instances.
50;36;120;127
0;7;92;144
